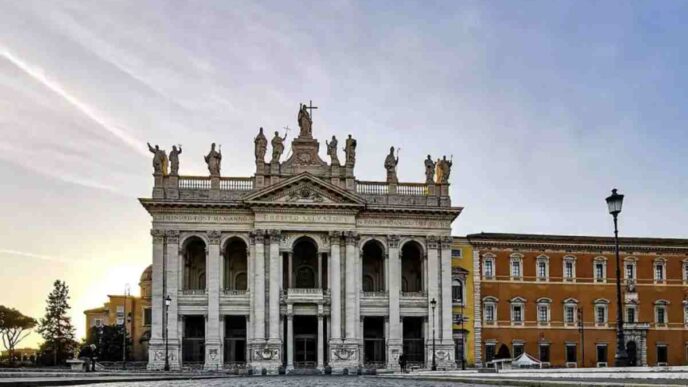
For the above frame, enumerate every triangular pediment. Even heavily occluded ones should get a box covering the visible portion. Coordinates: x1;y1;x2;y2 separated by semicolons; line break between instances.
243;172;366;207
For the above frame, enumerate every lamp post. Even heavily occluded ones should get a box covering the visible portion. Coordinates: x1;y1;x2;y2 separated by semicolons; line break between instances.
459;304;466;370
606;188;628;367
431;298;437;371
578;308;584;368
164;294;172;371
123;283;130;370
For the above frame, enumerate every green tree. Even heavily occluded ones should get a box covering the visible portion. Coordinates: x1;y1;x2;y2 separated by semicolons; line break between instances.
85;325;131;361
0;306;37;365
37;280;77;365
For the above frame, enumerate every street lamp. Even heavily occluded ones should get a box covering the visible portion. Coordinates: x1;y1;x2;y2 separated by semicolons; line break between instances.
431;298;437;371
578;308;584;368
164;294;172;371
123;284;130;370
606;188;628;367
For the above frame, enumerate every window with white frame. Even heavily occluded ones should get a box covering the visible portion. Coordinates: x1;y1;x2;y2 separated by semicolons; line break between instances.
594;257;607;283
563;256;576;281
513;342;524;358
683;260;688;284
510;254;523;280
625;259;637;283
683;304;688;326
510;297;526;325
563;299;578;325
452;279;464;304
483;297;498;325
594;299;609;326
483;255;495;279
537;298;551;325
655;300;669;326
626;305;637;323
654;259;666;283
536;255;549;281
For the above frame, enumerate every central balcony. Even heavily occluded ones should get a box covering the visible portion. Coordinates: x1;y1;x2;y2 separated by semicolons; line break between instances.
282;288;329;304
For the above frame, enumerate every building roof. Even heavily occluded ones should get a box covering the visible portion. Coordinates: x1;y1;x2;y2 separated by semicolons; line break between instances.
140;264;152;282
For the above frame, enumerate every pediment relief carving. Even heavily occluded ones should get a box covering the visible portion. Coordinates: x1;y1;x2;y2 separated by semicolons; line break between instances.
243;172;365;207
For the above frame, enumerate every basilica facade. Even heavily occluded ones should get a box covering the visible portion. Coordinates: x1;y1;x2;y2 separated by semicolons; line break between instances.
141;105;461;373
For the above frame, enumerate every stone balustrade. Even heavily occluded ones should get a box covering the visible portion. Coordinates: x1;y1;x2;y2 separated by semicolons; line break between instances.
222;289;249;296
180;289;207;295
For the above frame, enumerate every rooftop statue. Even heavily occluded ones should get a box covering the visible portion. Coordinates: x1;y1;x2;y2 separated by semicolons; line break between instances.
436;155;453;184
326;135;340;165
384;146;399;183
297;103;313;138
254;127;268;163
147;142;168;175
204;143;222;176
271;130;288;163
169;145;182;176
424;155;436;184
344;134;356;167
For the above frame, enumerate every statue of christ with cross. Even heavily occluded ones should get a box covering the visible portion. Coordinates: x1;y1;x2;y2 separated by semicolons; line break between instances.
298;101;317;138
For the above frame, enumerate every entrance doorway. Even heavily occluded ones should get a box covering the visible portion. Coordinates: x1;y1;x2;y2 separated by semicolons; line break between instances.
627;341;638;366
224;315;246;365
293;316;318;368
182;315;205;363
363;317;386;367
403;317;425;366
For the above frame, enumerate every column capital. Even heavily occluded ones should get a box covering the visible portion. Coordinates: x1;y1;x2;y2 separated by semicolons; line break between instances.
427;235;439;250
267;229;282;243
166;230;180;244
329;231;342;244
151;229;165;243
345;231;359;245
207;230;222;245
251;229;266;244
387;235;400;249
440;236;452;249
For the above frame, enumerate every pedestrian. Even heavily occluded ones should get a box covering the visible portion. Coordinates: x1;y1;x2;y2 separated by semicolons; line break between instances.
398;352;407;373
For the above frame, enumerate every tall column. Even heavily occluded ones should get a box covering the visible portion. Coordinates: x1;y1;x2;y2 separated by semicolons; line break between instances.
440;236;453;344
268;230;281;342
329;232;342;341
386;235;402;370
345;232;358;341
426;236;440;348
286;306;294;370
147;229;165;370
317;306;324;369
205;231;222;370
165;230;181;369
253;230;266;342
247;235;254;345
288;252;293;289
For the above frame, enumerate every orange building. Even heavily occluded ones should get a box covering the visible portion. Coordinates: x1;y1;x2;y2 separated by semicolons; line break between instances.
469;233;688;367
84;265;153;361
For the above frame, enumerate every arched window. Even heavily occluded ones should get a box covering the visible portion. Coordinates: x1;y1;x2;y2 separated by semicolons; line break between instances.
452;279;463;304
183;237;207;291
362;240;385;292
401;241;424;293
224;238;248;291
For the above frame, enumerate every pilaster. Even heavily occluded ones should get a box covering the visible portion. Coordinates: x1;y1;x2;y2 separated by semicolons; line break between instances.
344;231;358;342
205;230;222;370
164;230;181;370
440;236;454;347
473;250;483;368
386;235;402;371
147;229;166;370
268;229;282;343
329;232;342;342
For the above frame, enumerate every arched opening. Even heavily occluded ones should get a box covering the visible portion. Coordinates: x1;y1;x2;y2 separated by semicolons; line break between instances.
183;237;206;291
223;238;248;291
291;237;320;289
401;241;423;293
362;240;385;292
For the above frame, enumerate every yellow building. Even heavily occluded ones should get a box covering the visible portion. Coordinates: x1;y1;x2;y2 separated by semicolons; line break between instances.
451;237;474;367
84;265;152;361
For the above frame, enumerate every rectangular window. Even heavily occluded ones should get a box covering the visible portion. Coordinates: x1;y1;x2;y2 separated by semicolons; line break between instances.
684;264;688;282
595;263;604;281
538;261;547;279
657;345;668;364
485;344;496;363
565;262;574;279
626;264;634;280
513;306;523;322
655;264;664;281
596;345;608;364
485;305;495;323
566;344;577;363
596;306;606;324
657;307;666;324
511;261;521;278
538;305;548;323
484;260;493;278
513;343;524;358
144;307;152;326
94;318;103;327
539;344;550;363
627;307;636;323
565;306;575;324
452;284;463;303
451;249;462;258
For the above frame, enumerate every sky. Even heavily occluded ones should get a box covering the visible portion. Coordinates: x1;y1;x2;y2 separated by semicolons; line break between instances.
0;0;687;348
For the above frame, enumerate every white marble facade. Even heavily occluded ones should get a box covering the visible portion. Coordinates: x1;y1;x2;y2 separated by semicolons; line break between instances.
142;117;461;373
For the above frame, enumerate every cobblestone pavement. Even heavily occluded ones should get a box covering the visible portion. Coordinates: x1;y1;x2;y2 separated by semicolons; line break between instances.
90;376;499;387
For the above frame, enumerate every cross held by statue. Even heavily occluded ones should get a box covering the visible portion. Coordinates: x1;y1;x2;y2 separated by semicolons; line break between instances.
305;100;318;120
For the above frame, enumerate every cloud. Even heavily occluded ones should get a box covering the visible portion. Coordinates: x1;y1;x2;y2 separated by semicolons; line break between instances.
0;249;86;264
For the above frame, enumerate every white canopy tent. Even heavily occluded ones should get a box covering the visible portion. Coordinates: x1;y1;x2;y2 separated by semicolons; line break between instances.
512;352;542;368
